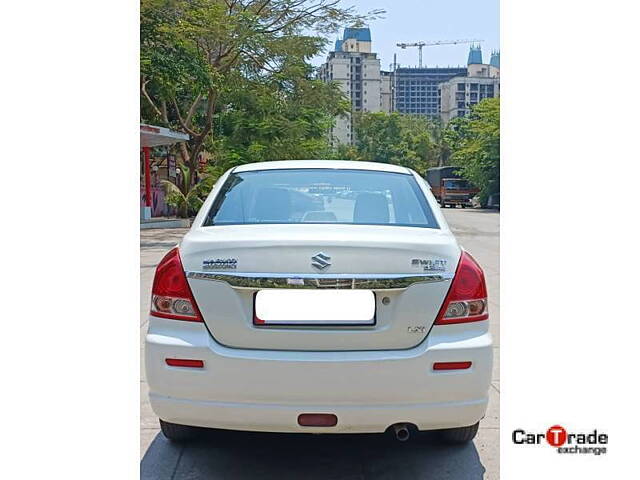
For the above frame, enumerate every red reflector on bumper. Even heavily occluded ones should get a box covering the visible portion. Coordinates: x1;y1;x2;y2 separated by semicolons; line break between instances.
297;413;338;427
165;358;204;368
433;361;472;371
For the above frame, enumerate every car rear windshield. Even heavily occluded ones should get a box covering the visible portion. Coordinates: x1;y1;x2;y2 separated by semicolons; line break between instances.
203;168;438;228
444;179;470;190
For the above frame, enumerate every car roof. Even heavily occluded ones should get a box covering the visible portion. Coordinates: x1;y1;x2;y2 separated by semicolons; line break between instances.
233;160;412;174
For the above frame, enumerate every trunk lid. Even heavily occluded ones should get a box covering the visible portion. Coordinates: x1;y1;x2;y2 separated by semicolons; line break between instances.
180;224;460;351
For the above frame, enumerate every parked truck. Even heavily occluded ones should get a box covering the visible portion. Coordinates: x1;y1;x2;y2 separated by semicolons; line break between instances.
425;166;479;208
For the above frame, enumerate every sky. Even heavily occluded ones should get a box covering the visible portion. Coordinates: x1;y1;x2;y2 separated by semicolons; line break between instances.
311;0;500;69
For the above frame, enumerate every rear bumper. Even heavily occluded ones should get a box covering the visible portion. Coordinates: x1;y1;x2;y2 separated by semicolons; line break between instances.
443;197;472;205
145;317;493;434
149;394;488;434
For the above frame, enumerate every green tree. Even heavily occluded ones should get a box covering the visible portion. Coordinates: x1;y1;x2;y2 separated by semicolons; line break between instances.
448;97;500;205
204;67;349;178
141;0;379;176
351;112;443;173
426;118;452;167
161;163;213;217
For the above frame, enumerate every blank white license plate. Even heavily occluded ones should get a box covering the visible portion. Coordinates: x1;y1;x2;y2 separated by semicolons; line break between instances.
254;290;376;325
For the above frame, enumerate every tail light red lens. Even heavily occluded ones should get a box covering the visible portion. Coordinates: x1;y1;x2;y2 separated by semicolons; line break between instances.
151;247;203;322
435;251;488;325
297;413;338;427
433;361;472;370
165;358;204;368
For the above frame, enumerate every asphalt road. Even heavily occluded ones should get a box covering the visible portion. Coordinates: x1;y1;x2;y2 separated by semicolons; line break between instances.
140;208;500;479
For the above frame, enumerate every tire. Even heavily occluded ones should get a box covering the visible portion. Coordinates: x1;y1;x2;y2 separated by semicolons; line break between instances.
160;419;199;443
438;422;479;444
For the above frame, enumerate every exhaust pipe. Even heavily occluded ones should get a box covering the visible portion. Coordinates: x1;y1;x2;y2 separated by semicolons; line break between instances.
392;423;411;442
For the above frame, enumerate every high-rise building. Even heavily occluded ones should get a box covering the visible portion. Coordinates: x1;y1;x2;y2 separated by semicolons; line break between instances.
380;71;393;113
467;44;483;65
439;47;500;123
489;50;500;69
318;27;388;145
393;67;468;117
319;31;500;139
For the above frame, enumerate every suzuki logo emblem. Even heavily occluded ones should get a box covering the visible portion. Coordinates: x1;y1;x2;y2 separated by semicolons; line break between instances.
311;252;331;270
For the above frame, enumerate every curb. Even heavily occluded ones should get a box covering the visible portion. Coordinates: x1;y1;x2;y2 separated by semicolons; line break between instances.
140;218;191;230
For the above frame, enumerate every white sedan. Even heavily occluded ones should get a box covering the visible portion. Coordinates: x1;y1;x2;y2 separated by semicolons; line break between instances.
145;160;492;444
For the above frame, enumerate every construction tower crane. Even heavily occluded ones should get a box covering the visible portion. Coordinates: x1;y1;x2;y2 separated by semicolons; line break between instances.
396;39;483;68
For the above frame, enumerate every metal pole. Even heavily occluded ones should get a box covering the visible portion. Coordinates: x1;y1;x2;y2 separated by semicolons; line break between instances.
143;146;152;217
419;46;423;68
392;53;397;112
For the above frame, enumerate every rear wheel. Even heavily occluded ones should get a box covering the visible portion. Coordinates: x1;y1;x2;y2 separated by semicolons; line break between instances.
160;419;199;443
438;422;479;444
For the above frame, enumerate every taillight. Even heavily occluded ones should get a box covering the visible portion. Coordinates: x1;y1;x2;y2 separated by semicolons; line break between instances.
435;251;488;325
150;247;203;322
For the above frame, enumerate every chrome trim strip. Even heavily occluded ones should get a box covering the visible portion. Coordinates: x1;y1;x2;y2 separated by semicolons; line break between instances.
185;271;453;290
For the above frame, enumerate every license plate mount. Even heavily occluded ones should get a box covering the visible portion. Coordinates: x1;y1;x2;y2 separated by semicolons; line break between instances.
253;289;376;326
